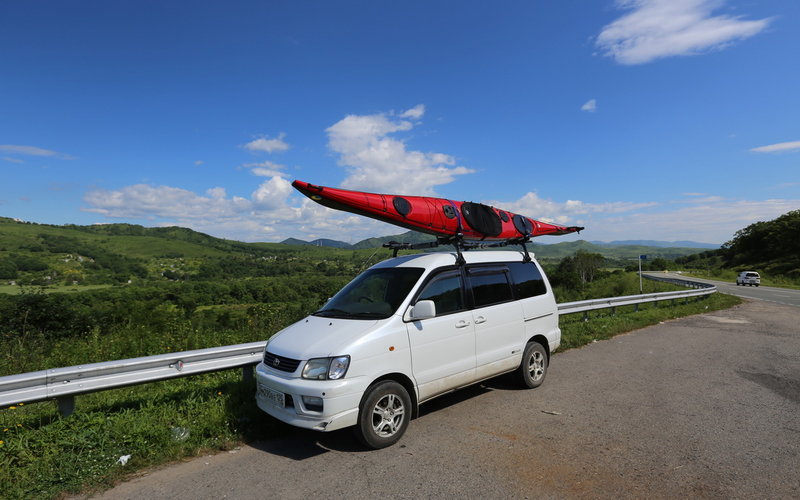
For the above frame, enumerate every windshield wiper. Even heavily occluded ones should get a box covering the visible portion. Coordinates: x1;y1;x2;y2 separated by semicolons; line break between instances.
313;308;352;317
346;312;388;319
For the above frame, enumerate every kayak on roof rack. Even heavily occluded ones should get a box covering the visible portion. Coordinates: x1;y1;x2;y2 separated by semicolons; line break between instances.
292;180;584;241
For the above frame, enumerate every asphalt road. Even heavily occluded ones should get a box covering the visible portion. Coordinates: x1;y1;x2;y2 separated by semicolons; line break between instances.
85;300;799;499
646;272;800;308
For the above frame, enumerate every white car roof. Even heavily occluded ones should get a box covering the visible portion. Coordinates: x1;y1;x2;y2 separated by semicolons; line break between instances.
371;250;535;270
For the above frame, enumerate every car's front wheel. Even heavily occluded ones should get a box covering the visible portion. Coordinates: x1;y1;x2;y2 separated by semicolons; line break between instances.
516;341;548;389
355;380;411;449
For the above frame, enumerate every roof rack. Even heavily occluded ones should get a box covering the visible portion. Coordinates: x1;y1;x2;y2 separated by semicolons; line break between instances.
383;234;533;264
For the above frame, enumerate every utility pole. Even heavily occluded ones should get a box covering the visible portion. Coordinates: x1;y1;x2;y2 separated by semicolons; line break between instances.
639;254;647;293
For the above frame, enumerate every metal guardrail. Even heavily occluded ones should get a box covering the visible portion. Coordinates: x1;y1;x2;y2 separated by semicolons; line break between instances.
0;341;266;414
0;276;715;414
557;279;715;317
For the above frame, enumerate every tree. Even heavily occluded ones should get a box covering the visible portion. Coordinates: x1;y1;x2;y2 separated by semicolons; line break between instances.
573;250;605;284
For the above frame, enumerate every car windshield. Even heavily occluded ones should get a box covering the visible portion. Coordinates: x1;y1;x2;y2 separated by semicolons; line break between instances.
314;267;425;320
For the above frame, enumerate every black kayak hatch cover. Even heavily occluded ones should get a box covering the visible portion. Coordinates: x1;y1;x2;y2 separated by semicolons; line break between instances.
393;196;412;217
461;202;502;237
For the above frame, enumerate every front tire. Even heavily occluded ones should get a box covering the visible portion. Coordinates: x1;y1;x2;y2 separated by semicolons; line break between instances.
516;341;548;389
355;380;411;449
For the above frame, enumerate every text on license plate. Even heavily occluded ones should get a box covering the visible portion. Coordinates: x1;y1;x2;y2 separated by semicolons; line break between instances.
257;383;285;408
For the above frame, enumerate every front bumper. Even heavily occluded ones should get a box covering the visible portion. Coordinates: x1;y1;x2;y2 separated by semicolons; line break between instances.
254;362;367;432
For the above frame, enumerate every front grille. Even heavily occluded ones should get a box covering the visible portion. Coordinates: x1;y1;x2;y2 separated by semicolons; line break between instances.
263;351;301;373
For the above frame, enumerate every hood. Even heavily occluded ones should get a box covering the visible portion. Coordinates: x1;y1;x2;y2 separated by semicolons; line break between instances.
266;314;380;360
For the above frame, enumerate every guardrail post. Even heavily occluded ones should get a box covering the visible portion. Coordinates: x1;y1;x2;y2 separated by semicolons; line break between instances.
634;303;639;312
582;311;589;322
57;396;75;417
242;365;254;383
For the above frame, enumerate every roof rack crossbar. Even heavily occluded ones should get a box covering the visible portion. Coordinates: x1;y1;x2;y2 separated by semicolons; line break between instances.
383;235;533;263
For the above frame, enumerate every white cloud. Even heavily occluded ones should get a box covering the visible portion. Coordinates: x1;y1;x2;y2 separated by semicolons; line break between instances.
750;140;800;154
3;157;25;164
596;0;771;65
251;176;294;210
581;99;597;112
568;196;800;244
83;184;251;220
400;104;425;119
486;191;656;226
0;144;75;160
243;133;290;153
195;160;204;166
326;105;473;195
206;187;227;199
243;160;288;178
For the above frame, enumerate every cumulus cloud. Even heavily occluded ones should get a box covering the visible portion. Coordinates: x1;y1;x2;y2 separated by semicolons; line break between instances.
596;0;771;65
251;176;294;210
243;133;290;153
326;105;473;195
400;104;426;119
83;184;251;219
750;140;800;154
243;160;288;178
486;191;656;226
581;99;597;112
588;197;800;243
0;144;75;160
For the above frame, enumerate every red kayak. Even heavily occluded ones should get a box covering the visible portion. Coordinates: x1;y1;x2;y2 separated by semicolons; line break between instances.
293;180;583;241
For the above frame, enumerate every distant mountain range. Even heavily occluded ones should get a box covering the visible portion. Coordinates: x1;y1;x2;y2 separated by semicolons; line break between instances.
279;231;715;260
281;232;719;251
589;240;719;249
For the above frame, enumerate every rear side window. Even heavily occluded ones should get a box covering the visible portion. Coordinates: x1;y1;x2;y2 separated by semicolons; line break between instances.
417;271;465;316
468;268;513;308
508;262;547;298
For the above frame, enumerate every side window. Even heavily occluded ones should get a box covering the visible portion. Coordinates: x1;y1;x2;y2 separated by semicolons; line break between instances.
468;268;513;308
508;262;547;298
417;271;464;316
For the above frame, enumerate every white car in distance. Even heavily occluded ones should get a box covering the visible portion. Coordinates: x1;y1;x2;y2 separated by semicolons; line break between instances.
736;271;760;286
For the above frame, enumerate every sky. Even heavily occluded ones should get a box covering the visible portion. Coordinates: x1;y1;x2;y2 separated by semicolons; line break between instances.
2;0;798;245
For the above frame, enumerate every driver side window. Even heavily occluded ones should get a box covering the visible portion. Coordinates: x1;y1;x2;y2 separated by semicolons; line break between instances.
417;271;464;316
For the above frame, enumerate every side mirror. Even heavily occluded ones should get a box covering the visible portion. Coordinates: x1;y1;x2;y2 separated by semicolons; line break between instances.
409;300;436;321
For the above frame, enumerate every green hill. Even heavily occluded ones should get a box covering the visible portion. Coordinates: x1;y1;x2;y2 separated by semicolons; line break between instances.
0;217;712;288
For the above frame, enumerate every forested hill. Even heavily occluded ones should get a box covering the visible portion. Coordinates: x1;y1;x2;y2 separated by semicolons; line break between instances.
723;209;800;277
0;217;361;286
0;217;708;287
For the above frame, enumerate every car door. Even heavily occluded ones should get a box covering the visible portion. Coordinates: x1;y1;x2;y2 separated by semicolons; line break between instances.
406;268;477;402
467;265;524;378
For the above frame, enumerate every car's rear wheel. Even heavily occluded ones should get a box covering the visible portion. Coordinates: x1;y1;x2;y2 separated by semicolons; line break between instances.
355;380;411;449
517;341;547;389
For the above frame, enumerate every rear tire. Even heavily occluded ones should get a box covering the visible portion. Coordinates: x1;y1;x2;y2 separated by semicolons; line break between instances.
516;341;548;389
355;380;411;449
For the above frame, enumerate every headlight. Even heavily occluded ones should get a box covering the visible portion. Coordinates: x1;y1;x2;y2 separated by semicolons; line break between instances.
302;356;350;380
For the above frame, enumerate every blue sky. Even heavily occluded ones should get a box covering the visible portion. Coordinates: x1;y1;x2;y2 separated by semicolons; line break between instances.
2;0;798;245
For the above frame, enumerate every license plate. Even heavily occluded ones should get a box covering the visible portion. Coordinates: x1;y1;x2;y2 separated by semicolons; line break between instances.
257;383;285;408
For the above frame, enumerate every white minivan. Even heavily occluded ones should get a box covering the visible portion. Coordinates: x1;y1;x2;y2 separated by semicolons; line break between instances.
255;250;561;448
736;271;760;286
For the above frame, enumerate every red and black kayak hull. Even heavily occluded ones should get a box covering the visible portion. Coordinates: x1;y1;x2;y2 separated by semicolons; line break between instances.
292;180;583;241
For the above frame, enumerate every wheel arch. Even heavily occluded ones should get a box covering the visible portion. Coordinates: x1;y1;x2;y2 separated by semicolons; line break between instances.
526;334;552;362
366;372;420;419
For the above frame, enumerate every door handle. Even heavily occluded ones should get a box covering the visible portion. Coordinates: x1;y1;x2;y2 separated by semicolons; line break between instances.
474;316;487;324
455;320;471;328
